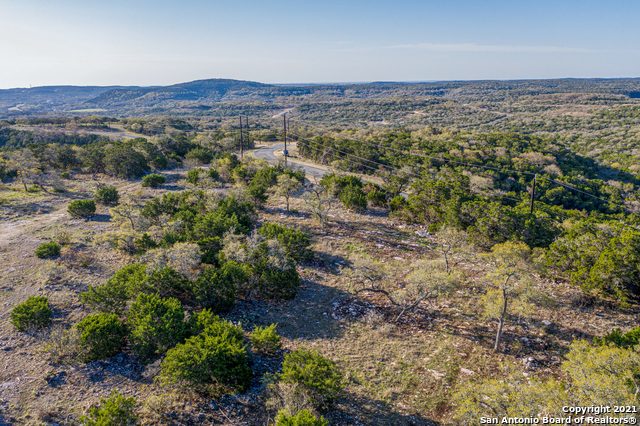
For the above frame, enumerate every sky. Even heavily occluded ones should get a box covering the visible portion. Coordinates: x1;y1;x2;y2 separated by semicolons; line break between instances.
1;0;639;89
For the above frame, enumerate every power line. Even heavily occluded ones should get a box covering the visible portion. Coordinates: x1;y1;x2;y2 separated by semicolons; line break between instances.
536;175;629;210
288;118;537;177
293;133;545;209
288;119;637;215
290;132;420;177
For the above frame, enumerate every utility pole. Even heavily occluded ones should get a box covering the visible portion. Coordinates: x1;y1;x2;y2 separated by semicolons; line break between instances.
529;174;537;214
283;113;288;168
239;116;244;158
245;116;249;152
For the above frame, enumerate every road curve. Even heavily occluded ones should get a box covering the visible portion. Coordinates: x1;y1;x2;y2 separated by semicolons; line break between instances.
253;143;327;179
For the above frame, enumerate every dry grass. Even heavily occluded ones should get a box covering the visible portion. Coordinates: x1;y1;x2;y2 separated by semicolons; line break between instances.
0;171;638;425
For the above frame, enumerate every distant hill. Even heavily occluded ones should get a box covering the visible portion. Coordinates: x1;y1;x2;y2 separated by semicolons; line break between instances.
2;77;640;118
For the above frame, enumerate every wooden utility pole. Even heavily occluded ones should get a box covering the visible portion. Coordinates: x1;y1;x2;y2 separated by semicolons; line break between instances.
239;116;244;158
283;113;288;168
529;174;537;214
245;116;249;152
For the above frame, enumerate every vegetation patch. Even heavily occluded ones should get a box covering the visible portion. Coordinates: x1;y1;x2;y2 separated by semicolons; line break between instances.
10;296;52;331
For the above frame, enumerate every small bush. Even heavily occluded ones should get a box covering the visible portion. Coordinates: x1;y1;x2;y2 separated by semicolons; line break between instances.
141;173;166;188
248;241;300;300
187;309;245;340
208;168;220;180
147;267;192;303
251;167;278;188
160;315;250;396
192;262;245;312
134;233;157;254
279;349;343;408
10;296;52;331
389;195;406;211
35;241;61;258
44;325;81;363
185;148;214;164
594;327;640;348
76;313;127;362
247;183;268;209
250;324;282;355
253;262;300;300
258;223;312;263
94;186;120;205
68;199;96;218
366;187;388;208
54;231;72;245
339;185;367;212
27;184;41;192
81;264;148;315
128;293;186;362
187;168;202;185
80;390;138;426
60;171;71;179
273;410;328;426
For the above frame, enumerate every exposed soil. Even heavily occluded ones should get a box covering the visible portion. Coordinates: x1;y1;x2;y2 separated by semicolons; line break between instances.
0;172;638;425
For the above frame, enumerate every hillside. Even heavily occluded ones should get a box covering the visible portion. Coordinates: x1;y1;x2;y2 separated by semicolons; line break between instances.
3;77;640;118
1;79;640;425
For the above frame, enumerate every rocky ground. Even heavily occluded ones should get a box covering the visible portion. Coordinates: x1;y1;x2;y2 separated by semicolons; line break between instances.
1;171;637;425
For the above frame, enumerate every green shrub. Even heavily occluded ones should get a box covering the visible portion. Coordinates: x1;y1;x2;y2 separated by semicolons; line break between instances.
105;146;150;179
594;327;640;348
187;309;245;340
273;410;328;426
76;313;127;362
339;185;367;212
258;223;312;263
279;349;343;408
389;195;406;211
141;173;166;188
68;199;96;218
27;184;41;192
187;168;202;185
185;148;214;164
208;168;220;180
60;171;71;179
128;293;186;362
251;167;278;188
250;324;282;355
94;186;120;205
35;241;61;258
320;173;363;196
192;262;246;311
81;264;148;315
147;267;192;303
10;296;52;331
247;242;300;300
134;233;157;254
160;315;250;396
197;236;222;265
253;261;300;300
80;390;138;426
365;187;388;208
247;183;268;209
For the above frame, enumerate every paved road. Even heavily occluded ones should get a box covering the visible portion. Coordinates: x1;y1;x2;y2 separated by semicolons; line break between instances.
253;143;327;178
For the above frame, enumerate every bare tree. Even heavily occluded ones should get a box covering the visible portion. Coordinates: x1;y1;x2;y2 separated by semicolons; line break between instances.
7;149;40;191
480;241;533;352
302;181;333;233
275;174;302;212
345;254;460;322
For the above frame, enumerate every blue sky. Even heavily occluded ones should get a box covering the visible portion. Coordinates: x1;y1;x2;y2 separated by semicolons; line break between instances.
1;0;638;88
